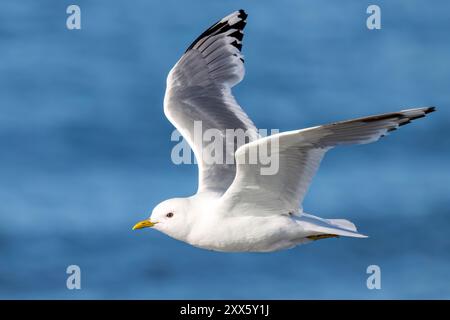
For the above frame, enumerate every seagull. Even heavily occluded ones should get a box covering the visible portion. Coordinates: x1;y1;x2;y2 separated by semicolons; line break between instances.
132;10;435;252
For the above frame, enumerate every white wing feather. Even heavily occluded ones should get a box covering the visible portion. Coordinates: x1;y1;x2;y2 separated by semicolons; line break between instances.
164;10;258;194
220;107;435;216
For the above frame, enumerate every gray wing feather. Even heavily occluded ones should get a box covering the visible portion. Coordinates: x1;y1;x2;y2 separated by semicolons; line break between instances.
164;10;258;194
221;107;435;215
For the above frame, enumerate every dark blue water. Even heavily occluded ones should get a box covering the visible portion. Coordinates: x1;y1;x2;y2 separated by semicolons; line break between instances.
1;0;449;299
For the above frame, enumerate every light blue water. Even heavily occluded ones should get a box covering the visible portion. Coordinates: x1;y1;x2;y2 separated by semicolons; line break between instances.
1;0;449;299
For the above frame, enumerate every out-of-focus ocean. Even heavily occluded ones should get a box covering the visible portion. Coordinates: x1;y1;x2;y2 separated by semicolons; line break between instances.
1;0;449;299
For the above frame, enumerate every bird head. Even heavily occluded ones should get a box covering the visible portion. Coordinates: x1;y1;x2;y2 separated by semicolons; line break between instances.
132;198;191;241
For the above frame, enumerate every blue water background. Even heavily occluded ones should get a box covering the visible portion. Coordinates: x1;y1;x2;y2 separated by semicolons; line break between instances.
1;0;449;299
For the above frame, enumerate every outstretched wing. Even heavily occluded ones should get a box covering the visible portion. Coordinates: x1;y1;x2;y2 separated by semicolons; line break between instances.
164;10;258;194
220;107;435;215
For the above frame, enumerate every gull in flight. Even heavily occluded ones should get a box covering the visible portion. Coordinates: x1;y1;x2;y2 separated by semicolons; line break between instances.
132;10;435;252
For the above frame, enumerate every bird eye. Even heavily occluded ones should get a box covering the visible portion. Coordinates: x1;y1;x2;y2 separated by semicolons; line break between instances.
166;212;174;218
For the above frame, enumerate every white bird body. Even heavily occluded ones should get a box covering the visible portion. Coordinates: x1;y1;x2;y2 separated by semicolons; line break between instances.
154;192;366;252
187;193;301;252
132;10;435;252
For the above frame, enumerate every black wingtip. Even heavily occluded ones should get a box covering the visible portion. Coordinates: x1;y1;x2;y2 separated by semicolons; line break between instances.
231;40;243;51
425;106;436;114
238;9;248;20
185;10;248;53
229;30;244;41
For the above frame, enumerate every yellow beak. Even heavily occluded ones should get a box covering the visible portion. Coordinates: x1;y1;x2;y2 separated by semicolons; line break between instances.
132;220;157;230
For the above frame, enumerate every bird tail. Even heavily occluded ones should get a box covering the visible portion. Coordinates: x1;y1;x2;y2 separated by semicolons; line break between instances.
297;213;368;239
